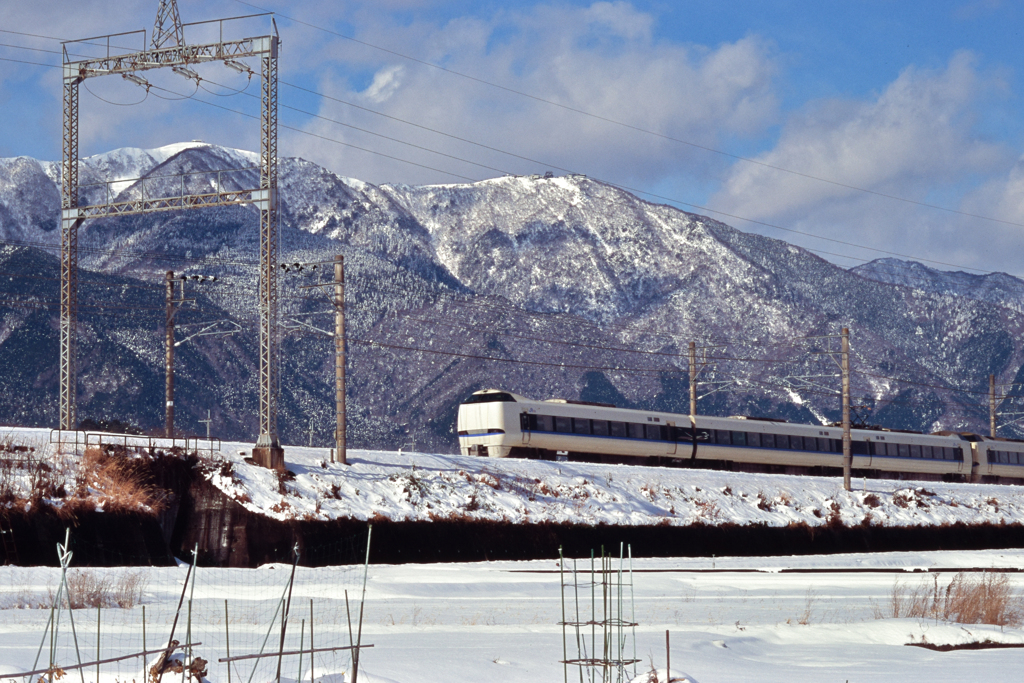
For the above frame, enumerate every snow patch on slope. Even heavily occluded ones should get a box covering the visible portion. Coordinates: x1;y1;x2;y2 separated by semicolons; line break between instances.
205;443;1024;528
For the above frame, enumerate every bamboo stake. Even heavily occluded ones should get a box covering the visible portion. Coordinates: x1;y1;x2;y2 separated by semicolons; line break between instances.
276;546;300;683
224;601;231;683
559;546;567;683
666;630;671;683
297;619;305;683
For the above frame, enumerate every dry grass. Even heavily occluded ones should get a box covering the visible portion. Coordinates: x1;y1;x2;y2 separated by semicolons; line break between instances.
59;569;148;609
873;573;1023;626
798;587;817;625
73;448;167;514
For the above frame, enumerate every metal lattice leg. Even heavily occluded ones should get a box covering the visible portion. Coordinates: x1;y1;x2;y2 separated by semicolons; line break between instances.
254;43;283;469
59;78;82;432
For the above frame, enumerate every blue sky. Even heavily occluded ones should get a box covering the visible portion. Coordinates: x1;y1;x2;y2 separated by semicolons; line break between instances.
3;0;1024;276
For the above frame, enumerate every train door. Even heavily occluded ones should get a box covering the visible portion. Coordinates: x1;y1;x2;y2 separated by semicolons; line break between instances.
520;412;531;445
666;421;678;456
969;443;981;483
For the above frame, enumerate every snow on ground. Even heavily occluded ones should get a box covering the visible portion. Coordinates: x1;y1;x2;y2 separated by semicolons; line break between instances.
216;443;1024;528
4;426;1024;528
2;549;1024;681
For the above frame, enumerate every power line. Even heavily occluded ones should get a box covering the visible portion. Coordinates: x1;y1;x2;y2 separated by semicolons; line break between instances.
0;37;1010;278
230;0;1024;231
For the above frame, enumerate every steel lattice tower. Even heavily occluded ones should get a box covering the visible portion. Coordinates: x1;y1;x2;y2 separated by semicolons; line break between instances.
152;0;183;48
59;7;283;466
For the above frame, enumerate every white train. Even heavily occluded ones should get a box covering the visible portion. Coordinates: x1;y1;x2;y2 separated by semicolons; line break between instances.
456;389;1024;484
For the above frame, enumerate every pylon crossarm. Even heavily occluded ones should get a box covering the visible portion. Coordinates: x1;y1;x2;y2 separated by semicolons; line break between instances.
64;35;275;80
78;188;263;217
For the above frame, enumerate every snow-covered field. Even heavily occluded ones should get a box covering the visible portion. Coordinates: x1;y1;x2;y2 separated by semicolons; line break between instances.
2;549;1024;682
3;429;1024;679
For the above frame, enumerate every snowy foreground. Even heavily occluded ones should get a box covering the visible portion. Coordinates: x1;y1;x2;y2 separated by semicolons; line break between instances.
2;549;1024;682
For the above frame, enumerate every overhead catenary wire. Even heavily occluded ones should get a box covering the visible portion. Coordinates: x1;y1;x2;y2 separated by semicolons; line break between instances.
229;0;1024;232
0;37;1013;279
2;28;1015;432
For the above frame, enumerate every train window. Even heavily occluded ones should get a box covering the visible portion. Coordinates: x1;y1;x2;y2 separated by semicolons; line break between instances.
712;430;729;445
555;416;572;433
463;392;517;404
897;443;909;458
592;420;609;436
610;421;627;438
644;424;662;441
731;431;747;446
526;414;552;431
923;445;934;459
1000;451;1010;464
629;423;645;439
774;434;788;449
573;418;591;435
910;445;922;458
1013;453;1021;465
790;435;804;451
943;447;954;460
747;432;761;447
761;433;775;448
817;437;831;452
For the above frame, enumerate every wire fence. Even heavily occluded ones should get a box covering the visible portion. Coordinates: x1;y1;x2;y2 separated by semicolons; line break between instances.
0;528;373;683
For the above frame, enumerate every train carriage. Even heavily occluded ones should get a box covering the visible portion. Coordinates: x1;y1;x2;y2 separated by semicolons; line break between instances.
975;438;1024;482
457;389;975;482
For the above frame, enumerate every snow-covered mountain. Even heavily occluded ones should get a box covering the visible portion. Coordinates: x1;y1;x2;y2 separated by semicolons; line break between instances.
852;257;1024;314
1;143;1023;449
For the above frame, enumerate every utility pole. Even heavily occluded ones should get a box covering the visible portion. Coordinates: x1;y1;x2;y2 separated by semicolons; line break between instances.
200;410;213;440
165;271;176;438
334;255;347;464
689;341;697;416
990;374;997;438
841;327;851;492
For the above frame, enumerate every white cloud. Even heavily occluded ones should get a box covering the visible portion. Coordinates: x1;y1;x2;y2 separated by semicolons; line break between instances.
713;52;1004;220
281;2;779;186
706;51;1019;273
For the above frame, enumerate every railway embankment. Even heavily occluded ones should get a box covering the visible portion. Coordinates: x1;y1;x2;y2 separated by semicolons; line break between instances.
6;433;1024;566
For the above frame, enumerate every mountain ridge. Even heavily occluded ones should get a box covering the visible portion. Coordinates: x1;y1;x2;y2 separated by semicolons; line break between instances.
0;143;1021;449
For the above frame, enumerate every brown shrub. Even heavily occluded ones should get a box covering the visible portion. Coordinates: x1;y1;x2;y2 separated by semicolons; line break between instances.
863;493;882;508
876;573;1023;626
56;569;146;609
88;453;166;513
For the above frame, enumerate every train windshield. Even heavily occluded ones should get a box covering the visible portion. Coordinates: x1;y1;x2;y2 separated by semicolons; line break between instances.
463;392;517;404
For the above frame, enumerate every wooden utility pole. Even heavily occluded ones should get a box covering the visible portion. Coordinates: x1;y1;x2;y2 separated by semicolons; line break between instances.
841;327;851;491
165;270;175;438
990;374;997;438
334;255;347;464
689;341;697;416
